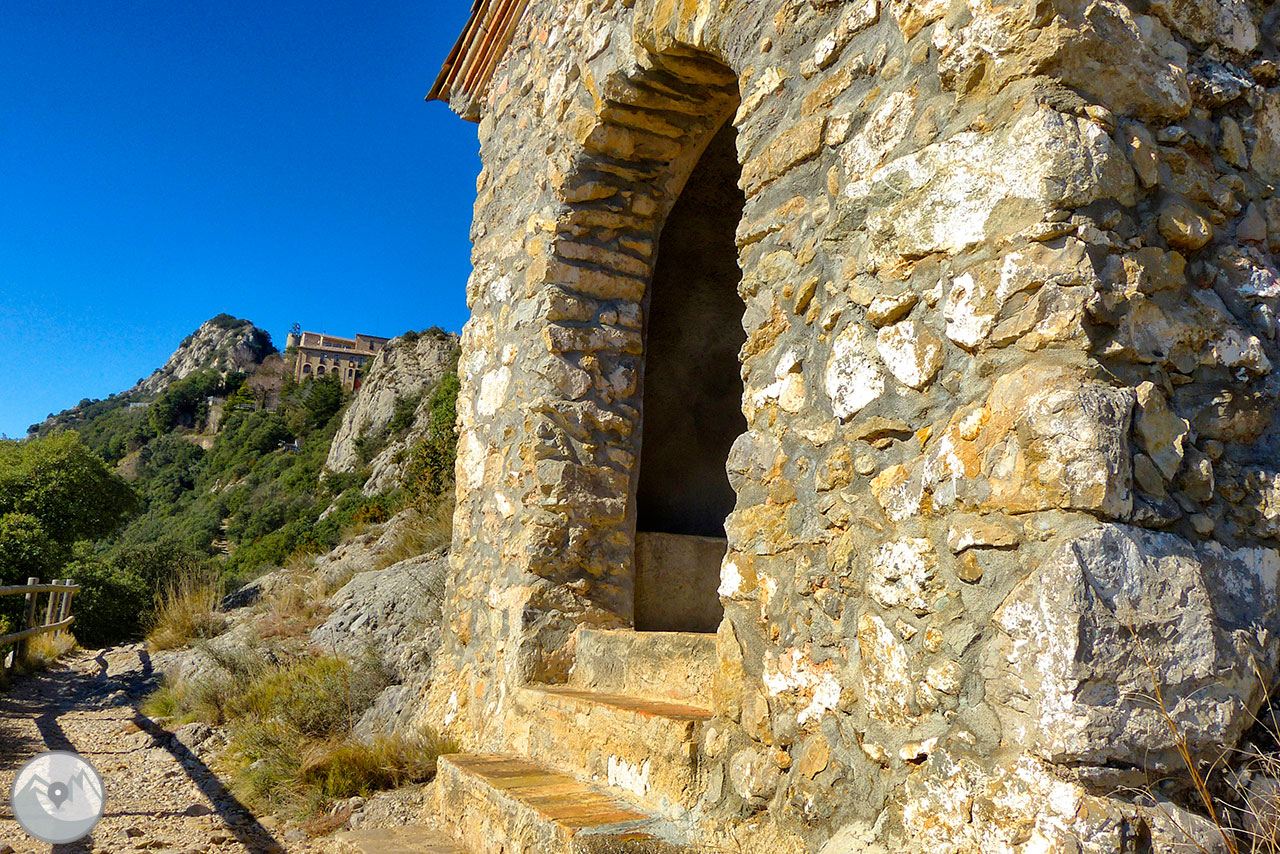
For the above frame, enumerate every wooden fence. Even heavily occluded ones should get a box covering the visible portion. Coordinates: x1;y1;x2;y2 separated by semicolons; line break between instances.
0;577;79;673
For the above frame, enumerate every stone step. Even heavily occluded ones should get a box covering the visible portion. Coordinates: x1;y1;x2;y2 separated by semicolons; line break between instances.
435;753;675;854
513;685;712;816
328;826;469;853
568;628;716;706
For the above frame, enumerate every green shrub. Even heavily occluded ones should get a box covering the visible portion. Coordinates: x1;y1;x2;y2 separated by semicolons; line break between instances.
387;394;421;436
209;313;251;330
406;371;460;507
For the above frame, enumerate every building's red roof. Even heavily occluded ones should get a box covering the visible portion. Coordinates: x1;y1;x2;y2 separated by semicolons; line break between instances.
427;0;532;121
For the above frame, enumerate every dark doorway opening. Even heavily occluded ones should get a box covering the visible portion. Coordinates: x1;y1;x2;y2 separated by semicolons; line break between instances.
633;119;747;633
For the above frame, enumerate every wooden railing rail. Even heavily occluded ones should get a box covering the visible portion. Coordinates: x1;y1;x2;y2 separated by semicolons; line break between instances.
0;577;79;674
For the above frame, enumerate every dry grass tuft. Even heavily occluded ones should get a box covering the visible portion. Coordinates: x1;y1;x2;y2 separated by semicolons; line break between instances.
22;630;78;671
375;496;454;571
1131;638;1280;854
257;576;327;641
147;568;227;651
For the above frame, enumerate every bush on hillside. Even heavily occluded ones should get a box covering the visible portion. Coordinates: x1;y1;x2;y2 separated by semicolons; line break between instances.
407;371;460;506
209;313;251;330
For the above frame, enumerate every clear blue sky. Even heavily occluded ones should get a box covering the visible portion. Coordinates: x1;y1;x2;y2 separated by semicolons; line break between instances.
0;1;480;437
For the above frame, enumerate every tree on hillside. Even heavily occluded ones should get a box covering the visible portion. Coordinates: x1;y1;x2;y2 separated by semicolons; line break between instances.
0;433;137;637
0;432;138;571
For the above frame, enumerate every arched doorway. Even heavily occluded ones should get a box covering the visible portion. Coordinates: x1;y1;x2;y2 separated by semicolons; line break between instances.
633;118;746;633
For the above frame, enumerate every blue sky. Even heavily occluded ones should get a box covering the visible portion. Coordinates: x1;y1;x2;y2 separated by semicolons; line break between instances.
0;1;480;437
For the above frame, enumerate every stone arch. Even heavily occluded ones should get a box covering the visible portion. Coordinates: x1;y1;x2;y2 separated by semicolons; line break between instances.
521;44;746;650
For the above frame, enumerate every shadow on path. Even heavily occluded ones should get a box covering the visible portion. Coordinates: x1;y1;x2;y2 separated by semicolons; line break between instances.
126;650;283;853
8;646;283;853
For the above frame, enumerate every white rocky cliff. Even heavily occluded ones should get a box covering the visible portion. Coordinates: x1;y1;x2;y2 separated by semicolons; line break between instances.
325;330;460;492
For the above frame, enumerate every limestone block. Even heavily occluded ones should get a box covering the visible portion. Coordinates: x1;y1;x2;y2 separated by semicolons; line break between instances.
894;751;1231;854
857;613;917;725
1041;1;1192;121
1253;91;1280;183
866;538;937;614
1133;382;1189;481
1158;202;1214;250
920;364;1134;518
841;89;918;179
728;748;782;802
875;320;943;390
1243;469;1280;538
763;645;843;728
1219;245;1280;300
1148;0;1258;54
741;117;826;194
866;291;918;326
946;514;1020;552
840;107;1133;267
993;523;1279;767
1101;288;1271;374
824;324;886;419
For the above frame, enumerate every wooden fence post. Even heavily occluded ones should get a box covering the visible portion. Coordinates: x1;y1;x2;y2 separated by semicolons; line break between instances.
57;580;72;627
16;577;39;668
44;579;59;635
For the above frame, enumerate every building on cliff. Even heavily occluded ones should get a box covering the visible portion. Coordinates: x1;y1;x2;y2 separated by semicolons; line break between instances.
422;0;1280;851
285;331;389;390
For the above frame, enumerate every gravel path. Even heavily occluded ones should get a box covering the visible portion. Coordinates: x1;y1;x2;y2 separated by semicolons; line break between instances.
0;644;314;854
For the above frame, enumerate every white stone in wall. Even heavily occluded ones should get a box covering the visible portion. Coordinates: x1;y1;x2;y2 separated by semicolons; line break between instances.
606;755;651;797
456;430;486;492
825;325;886;419
857;613;918;725
867;538;936;614
476;366;511;417
943;274;995;350
762;647;842;727
843;107;1134;265
876;320;943;390
842;89;918;178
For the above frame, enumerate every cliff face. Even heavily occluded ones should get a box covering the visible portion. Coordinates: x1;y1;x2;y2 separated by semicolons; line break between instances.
325;330;459;492
132;316;275;397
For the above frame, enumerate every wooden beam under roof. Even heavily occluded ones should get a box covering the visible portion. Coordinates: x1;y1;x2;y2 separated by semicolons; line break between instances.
427;0;532;122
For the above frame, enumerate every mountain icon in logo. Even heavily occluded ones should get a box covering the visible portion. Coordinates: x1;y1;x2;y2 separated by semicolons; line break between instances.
10;751;105;844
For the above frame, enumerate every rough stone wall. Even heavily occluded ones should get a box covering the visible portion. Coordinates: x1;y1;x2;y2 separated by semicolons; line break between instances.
431;0;1280;849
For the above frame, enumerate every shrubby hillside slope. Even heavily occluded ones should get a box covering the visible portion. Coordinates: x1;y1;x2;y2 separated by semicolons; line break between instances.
3;316;460;647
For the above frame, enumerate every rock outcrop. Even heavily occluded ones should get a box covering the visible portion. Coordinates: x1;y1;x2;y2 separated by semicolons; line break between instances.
133;316;274;397
311;551;448;740
324;331;459;493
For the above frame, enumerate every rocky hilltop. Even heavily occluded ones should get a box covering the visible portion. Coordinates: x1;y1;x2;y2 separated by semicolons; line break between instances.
325;329;459;493
132;314;275;397
31;314;275;437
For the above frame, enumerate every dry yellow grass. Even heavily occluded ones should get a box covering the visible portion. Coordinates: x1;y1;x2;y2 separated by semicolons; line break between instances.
147;568;227;651
23;630;78;670
375;496;454;571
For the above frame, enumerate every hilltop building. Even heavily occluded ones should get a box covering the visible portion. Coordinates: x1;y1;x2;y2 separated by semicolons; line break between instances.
286;331;389;390
419;0;1280;851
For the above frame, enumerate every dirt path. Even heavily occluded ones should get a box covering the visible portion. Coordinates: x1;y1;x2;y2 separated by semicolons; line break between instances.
0;644;311;854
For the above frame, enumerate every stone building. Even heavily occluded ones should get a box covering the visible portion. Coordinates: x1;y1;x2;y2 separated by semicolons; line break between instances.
421;0;1280;851
286;331;389;390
